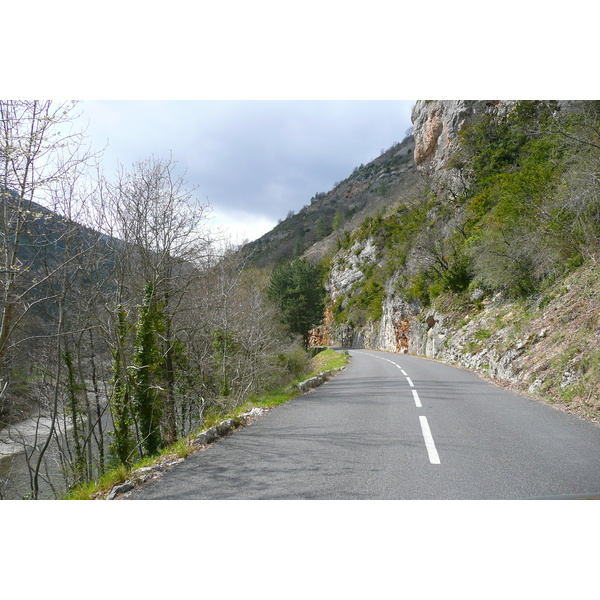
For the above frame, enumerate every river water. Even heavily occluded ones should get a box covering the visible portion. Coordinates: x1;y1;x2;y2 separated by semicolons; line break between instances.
0;415;61;499
0;408;112;499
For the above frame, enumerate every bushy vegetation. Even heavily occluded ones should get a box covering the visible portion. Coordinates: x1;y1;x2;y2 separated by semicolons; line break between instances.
330;101;600;319
444;100;600;299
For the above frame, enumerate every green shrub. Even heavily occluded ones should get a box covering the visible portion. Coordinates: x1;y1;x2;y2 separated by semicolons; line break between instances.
474;329;492;341
277;345;310;379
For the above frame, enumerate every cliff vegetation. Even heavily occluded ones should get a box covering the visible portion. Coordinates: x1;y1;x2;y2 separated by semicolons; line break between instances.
306;100;600;424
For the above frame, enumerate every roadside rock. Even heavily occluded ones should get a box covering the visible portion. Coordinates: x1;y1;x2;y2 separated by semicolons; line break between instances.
106;482;134;500
217;419;237;437
296;368;346;393
193;425;219;445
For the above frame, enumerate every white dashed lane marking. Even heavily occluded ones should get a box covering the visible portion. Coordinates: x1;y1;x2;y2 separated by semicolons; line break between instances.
412;389;422;408
419;416;441;465
361;351;441;464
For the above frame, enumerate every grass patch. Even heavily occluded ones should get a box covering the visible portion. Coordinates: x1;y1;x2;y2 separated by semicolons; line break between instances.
64;439;199;500
309;348;349;373
64;465;130;500
466;341;480;353
241;348;349;411
474;328;493;341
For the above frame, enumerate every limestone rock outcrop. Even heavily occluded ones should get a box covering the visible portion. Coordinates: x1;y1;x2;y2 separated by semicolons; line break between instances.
310;100;551;390
376;280;423;354
313;100;522;360
411;99;516;197
326;238;377;303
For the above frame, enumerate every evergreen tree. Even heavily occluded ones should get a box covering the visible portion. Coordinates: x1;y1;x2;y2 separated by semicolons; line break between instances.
131;283;165;457
267;259;324;344
109;307;136;466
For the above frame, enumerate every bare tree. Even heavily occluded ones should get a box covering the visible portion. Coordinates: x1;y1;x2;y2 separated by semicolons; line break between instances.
0;100;95;382
191;245;291;412
105;154;212;451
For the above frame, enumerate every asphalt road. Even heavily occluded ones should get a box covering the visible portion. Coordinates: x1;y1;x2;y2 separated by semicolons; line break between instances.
128;350;600;500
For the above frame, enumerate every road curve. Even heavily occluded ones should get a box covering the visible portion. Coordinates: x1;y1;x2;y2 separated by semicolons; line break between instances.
128;350;600;500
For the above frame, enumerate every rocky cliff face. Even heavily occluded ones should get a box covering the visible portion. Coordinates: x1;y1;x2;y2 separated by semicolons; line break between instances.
324;101;505;355
411;99;516;197
326;238;378;302
312;99;599;425
326;252;600;424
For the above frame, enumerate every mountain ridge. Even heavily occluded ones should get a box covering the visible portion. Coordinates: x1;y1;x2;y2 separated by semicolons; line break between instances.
244;133;418;267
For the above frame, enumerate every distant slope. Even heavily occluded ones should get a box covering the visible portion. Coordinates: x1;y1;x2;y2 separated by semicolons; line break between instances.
244;134;418;267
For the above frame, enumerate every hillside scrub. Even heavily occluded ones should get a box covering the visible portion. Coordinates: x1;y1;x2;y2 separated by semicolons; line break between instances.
319;100;600;425
328;101;600;316
246;135;417;267
455;100;600;297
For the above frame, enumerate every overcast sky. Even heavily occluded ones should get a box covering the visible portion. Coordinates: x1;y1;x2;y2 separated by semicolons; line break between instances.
77;101;415;243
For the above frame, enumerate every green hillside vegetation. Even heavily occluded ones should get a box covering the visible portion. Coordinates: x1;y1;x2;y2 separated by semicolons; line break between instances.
329;101;600;316
318;100;600;423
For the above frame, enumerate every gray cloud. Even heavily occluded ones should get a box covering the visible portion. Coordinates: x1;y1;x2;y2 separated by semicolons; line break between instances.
79;100;414;241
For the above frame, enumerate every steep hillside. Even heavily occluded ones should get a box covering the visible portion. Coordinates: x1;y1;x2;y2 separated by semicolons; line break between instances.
298;100;600;425
245;134;419;267
0;191;118;426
